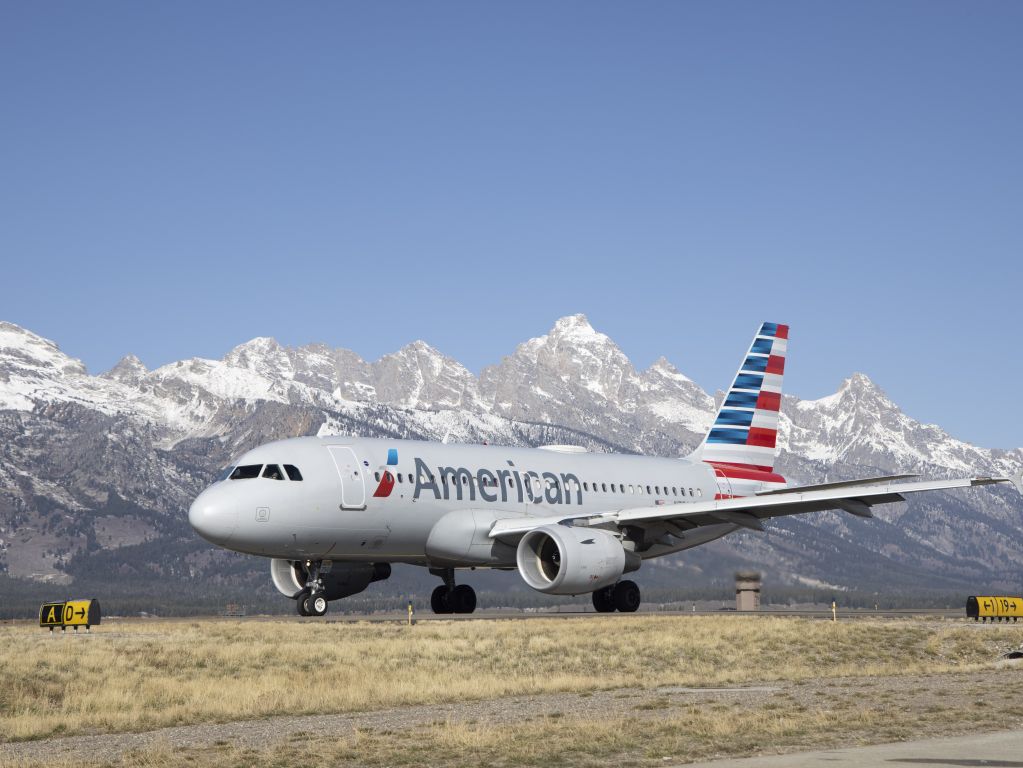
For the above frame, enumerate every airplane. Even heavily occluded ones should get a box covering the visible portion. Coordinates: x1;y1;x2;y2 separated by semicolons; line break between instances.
188;323;1023;616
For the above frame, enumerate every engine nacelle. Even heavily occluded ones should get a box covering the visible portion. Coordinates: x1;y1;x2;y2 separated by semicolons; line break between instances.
516;525;628;595
270;559;391;601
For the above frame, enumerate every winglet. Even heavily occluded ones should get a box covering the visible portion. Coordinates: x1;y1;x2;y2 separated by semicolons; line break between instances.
1014;470;1023;496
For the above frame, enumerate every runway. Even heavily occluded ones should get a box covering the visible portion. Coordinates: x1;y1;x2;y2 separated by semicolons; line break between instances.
236;606;972;623
685;729;1023;767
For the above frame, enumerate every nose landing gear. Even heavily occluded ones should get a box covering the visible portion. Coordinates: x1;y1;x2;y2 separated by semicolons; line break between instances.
429;568;477;614
294;561;329;617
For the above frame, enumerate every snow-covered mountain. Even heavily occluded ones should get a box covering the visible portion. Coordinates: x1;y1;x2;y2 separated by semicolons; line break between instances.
0;316;1020;597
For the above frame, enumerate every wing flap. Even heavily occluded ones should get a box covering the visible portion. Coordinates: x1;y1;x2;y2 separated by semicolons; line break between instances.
755;474;918;496
488;476;1016;540
617;476;1007;525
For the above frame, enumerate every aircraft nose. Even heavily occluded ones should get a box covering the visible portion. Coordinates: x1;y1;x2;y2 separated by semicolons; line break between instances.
188;487;238;545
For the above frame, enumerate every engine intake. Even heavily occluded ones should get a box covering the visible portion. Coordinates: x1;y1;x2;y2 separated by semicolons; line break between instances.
516;525;628;595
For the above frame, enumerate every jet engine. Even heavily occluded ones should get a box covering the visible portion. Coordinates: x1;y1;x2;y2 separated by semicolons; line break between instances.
270;559;391;601
516;525;633;595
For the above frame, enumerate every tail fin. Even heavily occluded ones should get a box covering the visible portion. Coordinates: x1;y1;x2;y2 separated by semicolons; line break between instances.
693;322;788;472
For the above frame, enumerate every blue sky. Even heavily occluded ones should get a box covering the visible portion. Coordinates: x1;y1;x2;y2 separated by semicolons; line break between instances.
2;3;1021;448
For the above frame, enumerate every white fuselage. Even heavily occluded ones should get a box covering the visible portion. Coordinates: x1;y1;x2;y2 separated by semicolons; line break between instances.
188;436;750;568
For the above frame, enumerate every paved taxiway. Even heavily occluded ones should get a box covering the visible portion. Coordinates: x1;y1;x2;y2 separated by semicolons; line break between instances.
686;729;1023;767
222;607;972;622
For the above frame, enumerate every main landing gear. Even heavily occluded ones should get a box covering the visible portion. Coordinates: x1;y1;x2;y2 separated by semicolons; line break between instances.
429;568;477;614
294;560;329;617
592;580;641;613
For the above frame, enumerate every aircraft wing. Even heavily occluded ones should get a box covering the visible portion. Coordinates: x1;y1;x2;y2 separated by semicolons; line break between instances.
489;474;1023;541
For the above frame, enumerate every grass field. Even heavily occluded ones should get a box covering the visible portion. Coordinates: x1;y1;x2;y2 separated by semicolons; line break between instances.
2;615;1022;766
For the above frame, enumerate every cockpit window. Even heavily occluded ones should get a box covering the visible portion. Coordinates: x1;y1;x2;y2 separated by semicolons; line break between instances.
230;464;262;480
218;466;234;482
262;464;285;480
284;464;303;481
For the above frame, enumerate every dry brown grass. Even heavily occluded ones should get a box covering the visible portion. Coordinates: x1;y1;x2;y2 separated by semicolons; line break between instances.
0;698;1001;768
0;616;1016;744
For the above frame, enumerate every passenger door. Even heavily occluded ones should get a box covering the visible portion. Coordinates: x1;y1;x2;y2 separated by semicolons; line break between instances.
327;446;367;509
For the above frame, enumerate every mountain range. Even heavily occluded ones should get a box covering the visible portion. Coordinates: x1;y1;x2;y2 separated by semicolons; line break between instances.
1;315;1020;613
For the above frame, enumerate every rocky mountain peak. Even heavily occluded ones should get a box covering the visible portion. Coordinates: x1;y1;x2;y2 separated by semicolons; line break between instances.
835;372;898;411
392;339;444;359
373;340;480;411
102;354;148;384
0;321;87;377
551;313;595;334
223;337;294;380
647;356;690;381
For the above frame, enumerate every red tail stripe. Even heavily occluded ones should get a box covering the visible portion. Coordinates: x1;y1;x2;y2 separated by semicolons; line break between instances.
776;324;789;340
756;391;781;412
766;355;785;375
747;427;777;448
709;460;775;473
707;462;785;484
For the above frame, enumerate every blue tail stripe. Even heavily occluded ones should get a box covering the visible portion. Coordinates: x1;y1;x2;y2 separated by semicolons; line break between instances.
733;373;764;391
715;409;755;427
742;355;768;373
724;391;759;408
760;322;779;337
751;338;773;355
708;428;750;444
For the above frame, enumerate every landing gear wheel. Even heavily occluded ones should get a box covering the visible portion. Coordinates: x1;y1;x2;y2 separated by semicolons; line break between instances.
295;588;312;617
592;586;616;613
431;585;453;614
305;592;329;617
450;584;477;614
613;580;641;613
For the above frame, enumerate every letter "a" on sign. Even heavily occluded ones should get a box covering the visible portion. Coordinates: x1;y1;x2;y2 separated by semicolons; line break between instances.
39;602;66;628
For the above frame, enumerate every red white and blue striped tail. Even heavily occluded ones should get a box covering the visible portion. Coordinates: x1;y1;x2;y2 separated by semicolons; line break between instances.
694;322;788;479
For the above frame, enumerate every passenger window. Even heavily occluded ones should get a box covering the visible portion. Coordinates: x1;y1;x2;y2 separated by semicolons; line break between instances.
697;488;703;497
375;472;381;482
284;465;303;481
672;487;678;496
397;473;403;483
688;488;694;496
230;465;262;480
262;465;284;480
655;486;661;495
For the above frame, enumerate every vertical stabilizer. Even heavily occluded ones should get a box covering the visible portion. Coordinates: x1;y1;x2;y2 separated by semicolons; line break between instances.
694;322;788;472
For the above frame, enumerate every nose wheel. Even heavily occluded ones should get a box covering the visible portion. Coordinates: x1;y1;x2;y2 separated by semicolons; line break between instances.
295;587;329;617
293;560;331;617
429;568;477;614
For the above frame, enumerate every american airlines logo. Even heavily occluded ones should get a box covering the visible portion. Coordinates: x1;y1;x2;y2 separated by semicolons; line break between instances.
412;457;583;505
